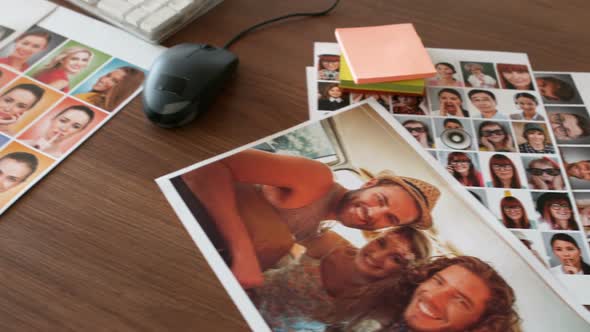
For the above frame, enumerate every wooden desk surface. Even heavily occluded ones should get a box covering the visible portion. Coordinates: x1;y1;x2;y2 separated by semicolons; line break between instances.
2;1;589;330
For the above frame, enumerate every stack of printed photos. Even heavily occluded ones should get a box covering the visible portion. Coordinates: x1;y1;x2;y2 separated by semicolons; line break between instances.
308;43;590;315
0;6;162;214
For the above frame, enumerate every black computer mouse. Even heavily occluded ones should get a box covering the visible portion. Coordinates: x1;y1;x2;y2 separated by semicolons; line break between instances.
143;43;239;127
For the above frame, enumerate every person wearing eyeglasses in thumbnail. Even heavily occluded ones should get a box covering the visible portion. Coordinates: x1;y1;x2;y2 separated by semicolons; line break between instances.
446;152;483;187
0;30;51;72
0;151;38;193
432;88;469;117
550;233;590;275
549;112;590;141
468;89;508;120
499;196;533;229
526;157;564;190
402;120;433;148
518;123;554;154
487;154;522;189
478;121;514;152
536;193;578;231
510;93;544;121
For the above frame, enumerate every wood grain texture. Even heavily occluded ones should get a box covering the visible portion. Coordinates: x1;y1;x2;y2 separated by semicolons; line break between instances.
1;1;589;331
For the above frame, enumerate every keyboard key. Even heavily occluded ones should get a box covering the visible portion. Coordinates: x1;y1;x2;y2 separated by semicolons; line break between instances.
140;6;178;34
127;0;143;5
141;0;167;12
169;0;194;12
125;7;149;27
98;0;134;20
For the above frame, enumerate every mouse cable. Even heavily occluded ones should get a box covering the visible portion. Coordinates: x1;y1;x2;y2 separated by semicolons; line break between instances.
222;0;341;49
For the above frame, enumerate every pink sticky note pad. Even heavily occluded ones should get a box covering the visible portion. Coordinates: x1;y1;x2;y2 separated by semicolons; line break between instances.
335;23;435;84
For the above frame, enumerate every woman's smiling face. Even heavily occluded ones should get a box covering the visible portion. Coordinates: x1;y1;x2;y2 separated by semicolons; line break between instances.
12;35;48;60
62;51;91;74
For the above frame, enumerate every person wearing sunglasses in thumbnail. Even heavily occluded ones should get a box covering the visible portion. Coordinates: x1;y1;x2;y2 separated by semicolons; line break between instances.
252;227;431;331
446;152;483;187
510;93;544;121
536;193;578;231
550;233;590;275
329;256;518;332
468;89;508;120
478;121;514;152
518;123;554;154
181;149;440;288
549;112;590;141
402;120;434;148
432;88;469;117
487;154;522;189
527;157;564;191
499;196;534;229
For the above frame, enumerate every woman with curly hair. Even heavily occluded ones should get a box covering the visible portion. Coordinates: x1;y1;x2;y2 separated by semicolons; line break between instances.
33;46;94;92
327;256;519;332
250;227;431;331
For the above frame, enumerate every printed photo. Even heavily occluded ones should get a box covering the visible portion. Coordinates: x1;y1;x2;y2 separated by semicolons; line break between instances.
512;122;554;154
317;54;340;81
433;117;476;151
0;141;54;209
396;116;435;149
532;192;579;231
467;89;509;120
26;40;111;93
426;61;464;87
496;63;534;91
439;151;483;187
546;106;590;145
0;77;62;136
0;25;14;43
18;97;108;158
461;61;498;88
0;26;67;73
542;231;590;275
159;102;532;331
560;146;590;190
0;66;18;89
509;92;545;121
351;93;391;111
573;192;590;237
474;120;516;152
535;73;583;105
426;87;469;117
488;189;536;229
511;230;548;267
481;152;527;189
317;82;349;111
391;94;428;115
71;58;146;112
522;156;565;191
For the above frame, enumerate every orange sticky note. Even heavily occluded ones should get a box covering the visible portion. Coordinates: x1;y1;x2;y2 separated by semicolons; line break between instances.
335;23;435;84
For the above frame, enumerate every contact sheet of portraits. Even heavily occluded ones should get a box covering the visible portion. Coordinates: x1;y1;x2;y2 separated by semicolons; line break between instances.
158;100;590;331
0;7;162;214
308;44;590;311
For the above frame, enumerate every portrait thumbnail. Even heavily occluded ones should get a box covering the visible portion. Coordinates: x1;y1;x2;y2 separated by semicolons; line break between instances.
317;54;340;81
480;152;527;189
512;122;554;154
509;91;545;121
461;61;498;88
439;150;483;187
317;82;349;111
0;26;66;73
433;117;475;150
72;58;146;112
18;97;108;158
535;73;583;105
426;61;464;87
546;106;590;145
473;119;516;153
26;40;111;93
521;156;565;191
395;115;435;149
0;141;54;209
532;192;579;231
541;231;590;275
496;63;534;91
426;87;469;117
488;189;536;230
0;76;62;136
391;94;428;115
560;146;590;190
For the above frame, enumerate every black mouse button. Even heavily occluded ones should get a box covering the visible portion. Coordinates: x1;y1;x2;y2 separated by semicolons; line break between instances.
155;74;187;96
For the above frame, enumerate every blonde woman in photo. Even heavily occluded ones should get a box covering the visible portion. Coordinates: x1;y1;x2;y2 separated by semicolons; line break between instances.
33;46;94;92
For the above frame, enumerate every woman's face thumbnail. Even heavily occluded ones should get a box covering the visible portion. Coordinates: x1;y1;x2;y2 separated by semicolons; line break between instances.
62;51;91;75
12;35;48;60
92;69;127;92
45;108;91;142
0;88;38;125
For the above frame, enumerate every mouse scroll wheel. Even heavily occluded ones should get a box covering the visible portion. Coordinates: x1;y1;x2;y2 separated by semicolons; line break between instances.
156;74;188;96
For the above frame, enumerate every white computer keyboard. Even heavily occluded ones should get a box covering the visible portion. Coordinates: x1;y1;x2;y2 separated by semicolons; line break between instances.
67;0;223;43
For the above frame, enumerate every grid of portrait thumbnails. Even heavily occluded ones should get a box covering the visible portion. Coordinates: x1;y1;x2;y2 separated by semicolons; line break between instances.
314;52;590;278
0;26;147;212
